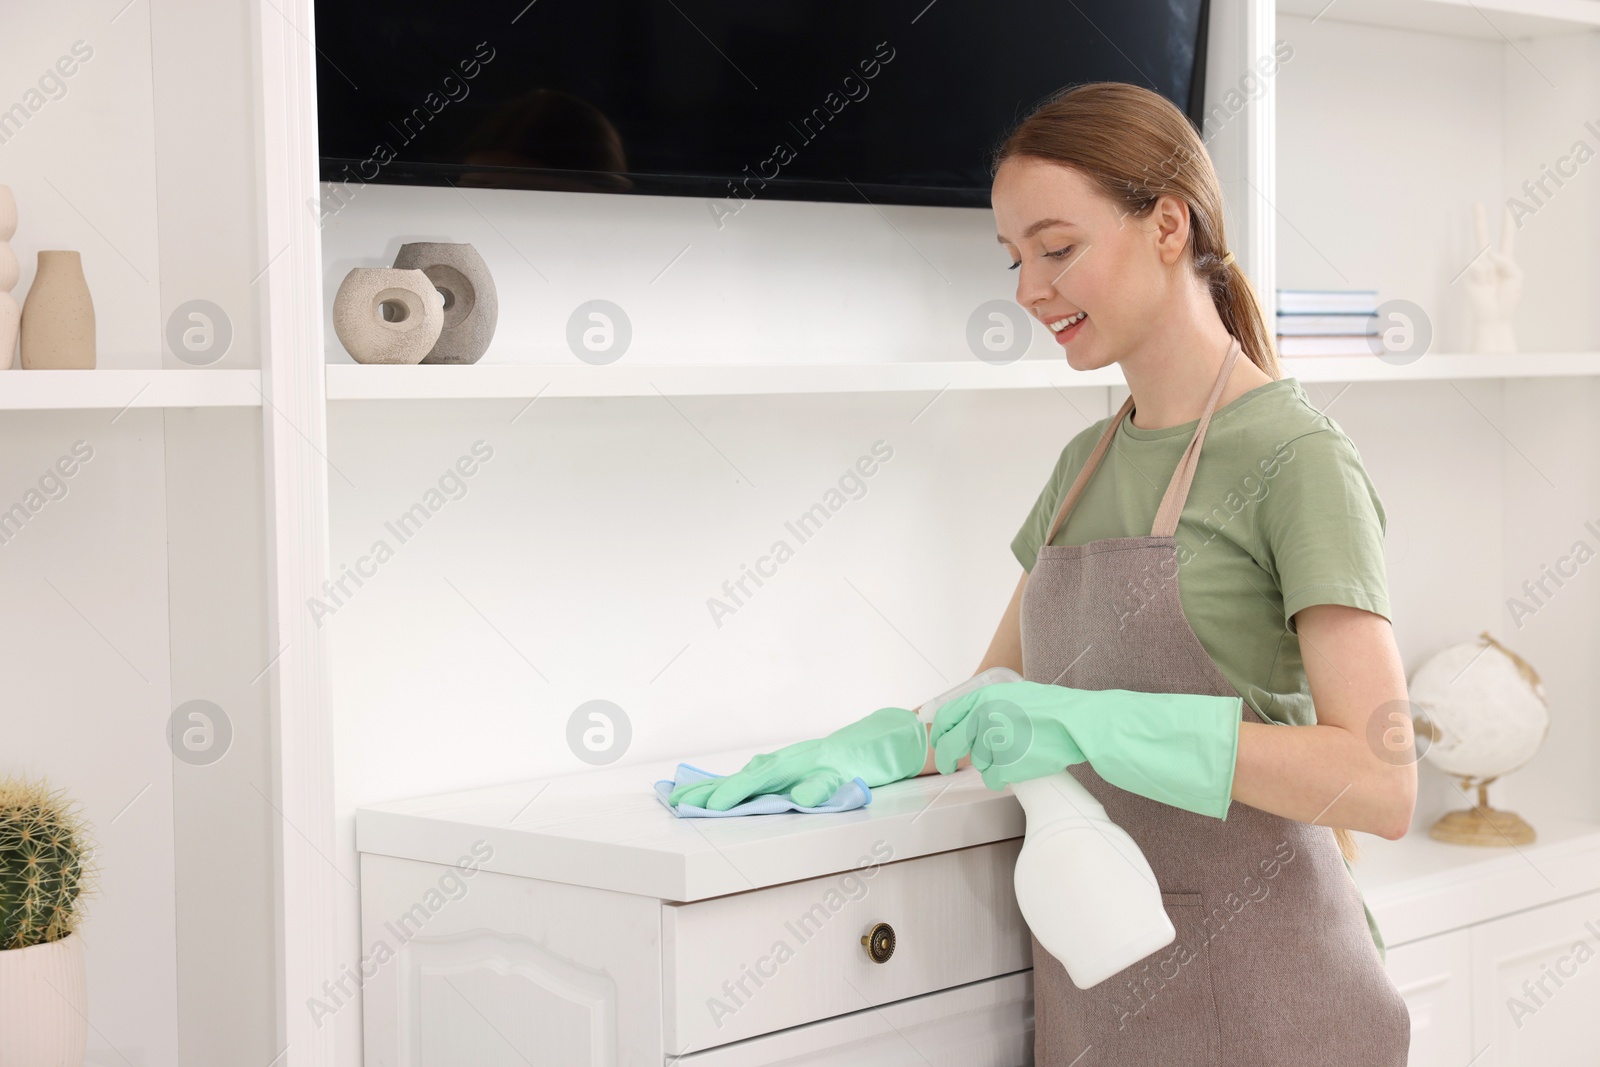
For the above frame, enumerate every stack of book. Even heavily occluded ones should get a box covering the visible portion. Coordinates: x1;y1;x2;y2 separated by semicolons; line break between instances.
1276;290;1378;356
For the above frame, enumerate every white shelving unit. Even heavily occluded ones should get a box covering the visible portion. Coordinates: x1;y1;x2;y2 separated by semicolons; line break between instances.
0;369;262;410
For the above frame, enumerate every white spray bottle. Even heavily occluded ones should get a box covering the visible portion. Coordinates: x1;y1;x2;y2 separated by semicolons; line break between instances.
917;667;1176;988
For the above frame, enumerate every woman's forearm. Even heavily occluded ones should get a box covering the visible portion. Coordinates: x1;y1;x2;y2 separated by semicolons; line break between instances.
1241;603;1418;841
924;591;1414;837
1232;718;1416;839
916;688;1416;839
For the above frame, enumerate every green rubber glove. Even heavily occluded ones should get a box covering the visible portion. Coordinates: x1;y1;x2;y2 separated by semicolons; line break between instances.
668;706;929;811
930;680;1242;819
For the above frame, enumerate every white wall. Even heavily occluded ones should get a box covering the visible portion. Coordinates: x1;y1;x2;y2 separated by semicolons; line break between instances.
319;183;1023;366
0;0;259;371
0;409;179;1066
1277;15;1506;355
1501;32;1600;354
1500;375;1600;826
2;6;159;367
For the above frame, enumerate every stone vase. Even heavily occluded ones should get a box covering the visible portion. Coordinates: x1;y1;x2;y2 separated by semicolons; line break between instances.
332;267;445;365
0;185;17;370
391;242;497;364
20;250;95;370
0;933;89;1065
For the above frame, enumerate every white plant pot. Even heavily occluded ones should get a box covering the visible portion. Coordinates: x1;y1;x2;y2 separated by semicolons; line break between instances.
0;932;88;1066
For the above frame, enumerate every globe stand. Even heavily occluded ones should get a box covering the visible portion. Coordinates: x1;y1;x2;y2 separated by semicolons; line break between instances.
1429;776;1535;846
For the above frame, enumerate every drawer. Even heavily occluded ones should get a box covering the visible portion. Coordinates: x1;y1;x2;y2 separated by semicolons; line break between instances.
663;837;1030;1055
671;968;1035;1066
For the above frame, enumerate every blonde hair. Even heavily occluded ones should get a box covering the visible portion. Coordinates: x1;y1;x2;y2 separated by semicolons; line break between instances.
994;82;1369;865
992;81;1283;383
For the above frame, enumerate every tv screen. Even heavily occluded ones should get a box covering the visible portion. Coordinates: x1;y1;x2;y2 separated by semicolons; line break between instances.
315;0;1210;208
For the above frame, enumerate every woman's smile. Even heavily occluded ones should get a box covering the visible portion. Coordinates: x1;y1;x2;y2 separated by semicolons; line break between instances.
1043;310;1087;344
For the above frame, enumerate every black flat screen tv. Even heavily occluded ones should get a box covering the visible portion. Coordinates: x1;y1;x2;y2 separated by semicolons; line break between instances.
315;0;1210;208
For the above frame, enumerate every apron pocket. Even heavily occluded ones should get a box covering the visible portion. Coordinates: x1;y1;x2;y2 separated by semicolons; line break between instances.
1082;892;1222;1066
1032;893;1225;1066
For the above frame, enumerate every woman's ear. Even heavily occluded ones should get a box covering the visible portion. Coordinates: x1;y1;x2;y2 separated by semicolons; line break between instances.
1151;193;1192;266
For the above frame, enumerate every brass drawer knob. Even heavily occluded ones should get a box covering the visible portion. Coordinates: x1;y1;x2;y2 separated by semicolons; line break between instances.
861;922;896;964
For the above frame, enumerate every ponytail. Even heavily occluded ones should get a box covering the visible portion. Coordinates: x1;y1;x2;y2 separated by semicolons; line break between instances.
1334;825;1360;864
1198;250;1282;381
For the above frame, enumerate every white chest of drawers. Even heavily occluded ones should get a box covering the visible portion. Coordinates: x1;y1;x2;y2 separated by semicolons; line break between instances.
355;749;1036;1066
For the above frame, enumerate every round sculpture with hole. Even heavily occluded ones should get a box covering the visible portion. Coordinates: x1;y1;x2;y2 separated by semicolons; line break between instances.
332;267;445;365
392;242;498;365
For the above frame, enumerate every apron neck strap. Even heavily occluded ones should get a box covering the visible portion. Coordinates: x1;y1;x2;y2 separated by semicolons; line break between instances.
1042;336;1245;547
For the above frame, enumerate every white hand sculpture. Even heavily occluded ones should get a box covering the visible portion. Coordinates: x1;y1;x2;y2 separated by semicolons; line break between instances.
1464;201;1521;354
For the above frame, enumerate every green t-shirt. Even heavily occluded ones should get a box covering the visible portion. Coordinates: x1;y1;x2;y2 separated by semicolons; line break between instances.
1010;375;1391;960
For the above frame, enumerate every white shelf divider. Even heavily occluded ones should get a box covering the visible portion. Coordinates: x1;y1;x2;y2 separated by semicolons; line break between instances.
1278;0;1600;38
0;368;262;410
325;359;1124;399
323;351;1600;401
1278;351;1600;382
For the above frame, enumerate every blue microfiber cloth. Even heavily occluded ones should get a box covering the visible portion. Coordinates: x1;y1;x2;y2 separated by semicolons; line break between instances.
653;762;872;818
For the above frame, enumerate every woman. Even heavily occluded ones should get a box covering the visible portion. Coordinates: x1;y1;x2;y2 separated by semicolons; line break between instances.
671;81;1414;1065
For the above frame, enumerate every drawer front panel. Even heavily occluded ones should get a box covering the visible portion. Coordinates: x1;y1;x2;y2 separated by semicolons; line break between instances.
663;837;1029;1053
672;969;1035;1066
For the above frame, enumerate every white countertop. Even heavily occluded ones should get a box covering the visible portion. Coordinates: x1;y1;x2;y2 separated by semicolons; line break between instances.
356;746;1025;902
1352;812;1600;947
357;752;1600;943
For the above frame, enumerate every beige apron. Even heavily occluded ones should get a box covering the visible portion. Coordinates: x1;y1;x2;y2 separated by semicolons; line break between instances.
1022;338;1410;1066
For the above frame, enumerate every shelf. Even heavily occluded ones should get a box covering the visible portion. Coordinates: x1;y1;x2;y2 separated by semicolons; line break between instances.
324;351;1600;400
0;369;263;411
11;354;1585;410
1277;351;1600;381
325;359;1125;399
1354;816;1600;947
1278;0;1600;38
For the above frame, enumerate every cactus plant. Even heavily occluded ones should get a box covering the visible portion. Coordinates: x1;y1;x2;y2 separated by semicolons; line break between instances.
0;777;95;951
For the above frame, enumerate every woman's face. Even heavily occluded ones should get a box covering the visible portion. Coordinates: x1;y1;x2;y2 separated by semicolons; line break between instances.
992;157;1175;371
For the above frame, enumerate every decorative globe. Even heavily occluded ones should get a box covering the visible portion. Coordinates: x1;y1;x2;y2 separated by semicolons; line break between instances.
1408;632;1549;845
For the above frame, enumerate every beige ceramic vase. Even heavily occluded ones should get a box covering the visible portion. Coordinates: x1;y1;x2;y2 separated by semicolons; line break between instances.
332;267;444;365
391;242;498;364
0;185;18;370
20;250;95;369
